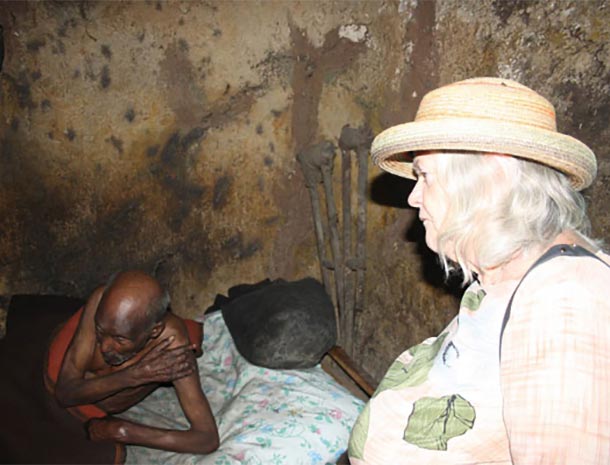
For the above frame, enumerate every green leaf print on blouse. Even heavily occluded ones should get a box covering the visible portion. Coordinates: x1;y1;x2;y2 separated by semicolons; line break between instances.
460;288;486;311
404;394;476;451
375;332;448;393
348;333;449;460
347;401;370;459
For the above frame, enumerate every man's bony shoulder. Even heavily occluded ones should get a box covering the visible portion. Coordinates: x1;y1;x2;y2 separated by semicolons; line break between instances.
161;313;191;347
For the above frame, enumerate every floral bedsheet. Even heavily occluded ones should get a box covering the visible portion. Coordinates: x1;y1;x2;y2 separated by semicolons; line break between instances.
119;311;364;464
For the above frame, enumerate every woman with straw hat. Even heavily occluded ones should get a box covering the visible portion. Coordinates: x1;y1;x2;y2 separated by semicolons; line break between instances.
348;77;610;464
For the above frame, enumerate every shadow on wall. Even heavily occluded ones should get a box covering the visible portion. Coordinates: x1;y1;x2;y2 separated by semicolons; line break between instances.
369;172;462;297
369;172;414;209
406;217;462;298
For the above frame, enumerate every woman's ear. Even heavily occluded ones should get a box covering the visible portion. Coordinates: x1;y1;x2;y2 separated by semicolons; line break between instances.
149;321;165;339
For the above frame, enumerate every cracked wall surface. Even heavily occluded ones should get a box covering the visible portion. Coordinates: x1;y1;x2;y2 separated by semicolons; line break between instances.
1;0;609;383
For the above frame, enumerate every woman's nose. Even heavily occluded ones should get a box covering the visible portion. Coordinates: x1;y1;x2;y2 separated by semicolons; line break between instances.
408;179;422;208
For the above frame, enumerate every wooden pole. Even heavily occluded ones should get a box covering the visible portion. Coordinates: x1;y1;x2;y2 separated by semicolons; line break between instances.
328;346;375;397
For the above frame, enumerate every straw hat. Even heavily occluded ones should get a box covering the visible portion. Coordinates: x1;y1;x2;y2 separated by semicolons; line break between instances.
371;77;597;190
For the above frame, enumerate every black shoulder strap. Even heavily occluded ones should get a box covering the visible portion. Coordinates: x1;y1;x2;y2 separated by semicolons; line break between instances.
499;244;608;360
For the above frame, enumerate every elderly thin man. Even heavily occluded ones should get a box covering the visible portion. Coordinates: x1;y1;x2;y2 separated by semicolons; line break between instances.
45;270;219;455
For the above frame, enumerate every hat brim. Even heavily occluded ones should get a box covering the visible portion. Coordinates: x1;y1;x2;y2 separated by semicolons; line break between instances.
371;119;597;190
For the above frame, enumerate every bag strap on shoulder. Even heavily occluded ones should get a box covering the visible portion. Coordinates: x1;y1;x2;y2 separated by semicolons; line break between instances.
499;243;607;360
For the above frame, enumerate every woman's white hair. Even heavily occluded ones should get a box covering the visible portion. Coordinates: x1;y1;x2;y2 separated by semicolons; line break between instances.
433;152;596;283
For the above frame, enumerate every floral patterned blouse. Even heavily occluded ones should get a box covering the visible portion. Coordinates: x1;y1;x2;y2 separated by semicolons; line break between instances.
349;248;610;464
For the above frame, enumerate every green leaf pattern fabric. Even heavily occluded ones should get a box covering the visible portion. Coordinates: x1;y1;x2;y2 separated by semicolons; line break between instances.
460;288;486;312
404;394;476;451
349;332;452;458
374;332;449;394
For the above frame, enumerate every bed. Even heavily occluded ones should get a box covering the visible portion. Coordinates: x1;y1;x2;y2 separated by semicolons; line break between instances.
0;293;363;464
119;310;364;464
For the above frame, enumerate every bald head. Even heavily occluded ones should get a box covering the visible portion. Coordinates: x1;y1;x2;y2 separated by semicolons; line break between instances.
98;271;170;332
94;271;169;366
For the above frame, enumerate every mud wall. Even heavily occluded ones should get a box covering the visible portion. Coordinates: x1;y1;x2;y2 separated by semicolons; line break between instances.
0;1;374;311
1;0;609;383
359;0;610;381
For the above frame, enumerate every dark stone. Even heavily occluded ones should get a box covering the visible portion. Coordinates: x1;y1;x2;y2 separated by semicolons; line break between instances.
124;107;136;122
491;0;530;25
146;145;160;157
222;232;261;260
108;136;123;154
238;239;261;259
65;128;76;141
160;132;180;164
101;44;112;60
156;129;207;231
222;234;240;250
57;18;77;38
41;99;52;111
220;278;337;369
181;127;205;150
14;72;36;109
100;65;111;89
212;175;232;210
26;38;46;52
264;215;279;225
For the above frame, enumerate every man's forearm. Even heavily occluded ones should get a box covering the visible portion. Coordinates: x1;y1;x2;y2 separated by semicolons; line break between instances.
102;418;220;454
